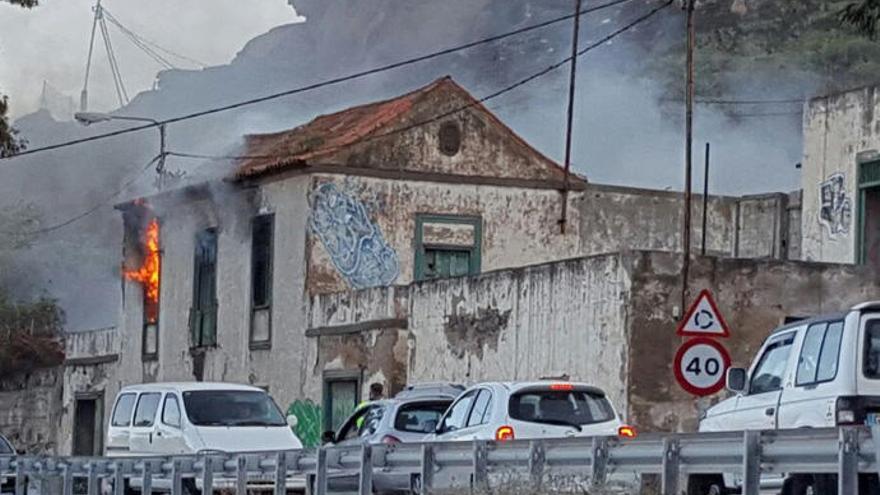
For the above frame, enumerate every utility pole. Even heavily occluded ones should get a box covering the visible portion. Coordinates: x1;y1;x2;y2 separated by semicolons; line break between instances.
560;0;582;234
681;0;696;316
80;0;101;112
701;142;710;256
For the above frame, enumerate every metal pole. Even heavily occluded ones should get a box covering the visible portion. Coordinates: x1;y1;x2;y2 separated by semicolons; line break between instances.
559;0;583;234
681;0;696;314
701;142;710;256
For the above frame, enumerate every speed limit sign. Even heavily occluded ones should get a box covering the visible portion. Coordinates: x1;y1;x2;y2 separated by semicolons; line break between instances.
674;338;731;396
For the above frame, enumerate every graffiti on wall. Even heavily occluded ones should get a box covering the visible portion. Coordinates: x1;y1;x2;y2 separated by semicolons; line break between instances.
287;399;323;448
819;173;852;236
310;182;400;288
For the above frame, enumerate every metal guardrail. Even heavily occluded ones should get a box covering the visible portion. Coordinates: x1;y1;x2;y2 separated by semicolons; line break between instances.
1;426;879;495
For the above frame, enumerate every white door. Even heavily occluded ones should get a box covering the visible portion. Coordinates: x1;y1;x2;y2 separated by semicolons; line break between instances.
129;392;162;455
778;321;845;428
729;332;796;431
106;393;137;456
152;394;189;454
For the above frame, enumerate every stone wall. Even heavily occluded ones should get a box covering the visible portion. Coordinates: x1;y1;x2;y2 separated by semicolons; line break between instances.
624;251;880;433
0;368;62;454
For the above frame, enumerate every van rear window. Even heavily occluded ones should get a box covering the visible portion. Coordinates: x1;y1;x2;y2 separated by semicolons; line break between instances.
864;319;880;378
509;389;614;427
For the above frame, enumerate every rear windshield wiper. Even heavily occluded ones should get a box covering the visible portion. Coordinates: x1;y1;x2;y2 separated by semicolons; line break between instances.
529;418;583;432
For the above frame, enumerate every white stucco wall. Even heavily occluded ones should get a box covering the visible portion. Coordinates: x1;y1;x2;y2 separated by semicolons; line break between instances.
802;88;879;263
407;254;631;414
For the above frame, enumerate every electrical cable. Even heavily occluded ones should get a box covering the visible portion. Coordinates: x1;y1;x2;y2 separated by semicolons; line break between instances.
1;0;639;161
103;8;206;68
168;0;676;165
2;0;673;237
0;155;159;237
103;10;178;69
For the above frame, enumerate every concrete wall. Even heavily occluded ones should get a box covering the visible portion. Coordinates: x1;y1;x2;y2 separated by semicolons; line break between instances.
116;177;312;415
802;88;879;263
578;184;799;260
0;368;62;454
407;255;631;413
624;251;880;433
58;327;119;456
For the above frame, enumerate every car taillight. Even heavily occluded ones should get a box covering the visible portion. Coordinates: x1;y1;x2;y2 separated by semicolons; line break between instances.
381;435;401;445
836;396;860;425
618;425;638;439
495;426;515;442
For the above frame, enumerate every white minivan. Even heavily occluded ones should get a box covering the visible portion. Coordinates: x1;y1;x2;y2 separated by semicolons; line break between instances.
106;382;303;492
695;302;880;495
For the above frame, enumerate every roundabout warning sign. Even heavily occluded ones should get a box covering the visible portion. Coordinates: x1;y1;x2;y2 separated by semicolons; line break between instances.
673;337;731;396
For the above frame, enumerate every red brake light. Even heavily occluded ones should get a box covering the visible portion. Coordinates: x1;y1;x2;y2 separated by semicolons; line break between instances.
381;435;401;445
549;383;574;391
495;426;515;442
618;425;637;439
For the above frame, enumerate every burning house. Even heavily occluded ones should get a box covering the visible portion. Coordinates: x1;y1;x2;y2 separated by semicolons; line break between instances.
39;76;872;453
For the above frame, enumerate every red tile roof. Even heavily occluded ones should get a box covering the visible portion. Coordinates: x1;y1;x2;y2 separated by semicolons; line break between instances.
233;76;578;183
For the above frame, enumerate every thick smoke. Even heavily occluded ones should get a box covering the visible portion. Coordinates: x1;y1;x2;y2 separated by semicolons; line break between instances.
1;0;804;331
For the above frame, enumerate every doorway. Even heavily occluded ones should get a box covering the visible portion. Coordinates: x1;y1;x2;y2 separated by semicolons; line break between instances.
72;392;104;456
861;186;880;271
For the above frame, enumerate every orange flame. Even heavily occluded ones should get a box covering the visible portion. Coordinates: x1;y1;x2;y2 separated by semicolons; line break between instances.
125;219;160;322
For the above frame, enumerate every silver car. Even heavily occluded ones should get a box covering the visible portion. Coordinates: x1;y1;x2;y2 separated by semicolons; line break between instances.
321;383;463;493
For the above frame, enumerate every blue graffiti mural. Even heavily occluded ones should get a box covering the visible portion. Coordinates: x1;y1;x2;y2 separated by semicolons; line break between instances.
310;182;400;288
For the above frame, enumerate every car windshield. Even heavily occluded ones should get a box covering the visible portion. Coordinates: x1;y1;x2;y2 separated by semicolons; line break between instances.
182;390;286;427
0;436;12;454
394;401;451;433
509;389;614;426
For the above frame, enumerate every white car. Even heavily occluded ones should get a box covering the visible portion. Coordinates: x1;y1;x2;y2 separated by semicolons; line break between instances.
427;381;627;442
695;302;880;495
106;382;303;493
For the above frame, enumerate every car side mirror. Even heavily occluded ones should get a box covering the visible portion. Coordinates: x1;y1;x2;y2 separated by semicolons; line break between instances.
286;414;299;428
726;367;747;393
321;430;336;444
15;449;25;456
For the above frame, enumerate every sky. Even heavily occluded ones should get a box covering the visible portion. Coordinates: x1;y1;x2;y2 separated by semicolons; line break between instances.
0;0;301;118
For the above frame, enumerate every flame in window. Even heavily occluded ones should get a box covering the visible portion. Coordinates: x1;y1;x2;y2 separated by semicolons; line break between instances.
125;218;160;322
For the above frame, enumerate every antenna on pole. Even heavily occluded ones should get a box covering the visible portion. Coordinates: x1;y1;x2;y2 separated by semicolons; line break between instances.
80;0;101;112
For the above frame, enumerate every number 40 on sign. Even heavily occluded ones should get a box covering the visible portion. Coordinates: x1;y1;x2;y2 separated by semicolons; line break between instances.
673;338;732;396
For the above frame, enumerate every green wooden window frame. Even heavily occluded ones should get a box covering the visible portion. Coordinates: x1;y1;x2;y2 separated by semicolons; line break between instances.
857;160;880;264
190;227;218;348
250;214;274;349
414;214;482;281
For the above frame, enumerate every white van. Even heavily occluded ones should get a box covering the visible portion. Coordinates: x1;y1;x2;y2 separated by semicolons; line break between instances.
695;302;880;495
106;382;302;492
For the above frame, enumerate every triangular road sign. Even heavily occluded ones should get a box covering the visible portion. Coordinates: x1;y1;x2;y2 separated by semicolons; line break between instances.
677;289;730;337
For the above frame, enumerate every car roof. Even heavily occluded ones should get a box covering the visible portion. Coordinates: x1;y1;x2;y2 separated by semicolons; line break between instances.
394;383;464;400
768;301;880;336
476;381;608;396
119;382;265;393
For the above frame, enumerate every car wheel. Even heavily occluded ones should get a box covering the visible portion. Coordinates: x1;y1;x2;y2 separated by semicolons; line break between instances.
686;474;726;495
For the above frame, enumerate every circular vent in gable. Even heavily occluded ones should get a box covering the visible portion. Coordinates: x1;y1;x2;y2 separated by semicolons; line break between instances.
438;121;462;157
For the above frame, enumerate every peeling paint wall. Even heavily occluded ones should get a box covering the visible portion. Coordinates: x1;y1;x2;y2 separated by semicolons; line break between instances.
116;177;312;416
802;88;880;263
407;255;631;414
306;174;581;294
625;251;880;433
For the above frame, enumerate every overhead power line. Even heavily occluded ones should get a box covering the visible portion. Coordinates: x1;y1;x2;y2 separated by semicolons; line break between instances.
2;0;639;161
3;0;673;238
169;0;675;165
0;155;159;237
698;97;805;105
